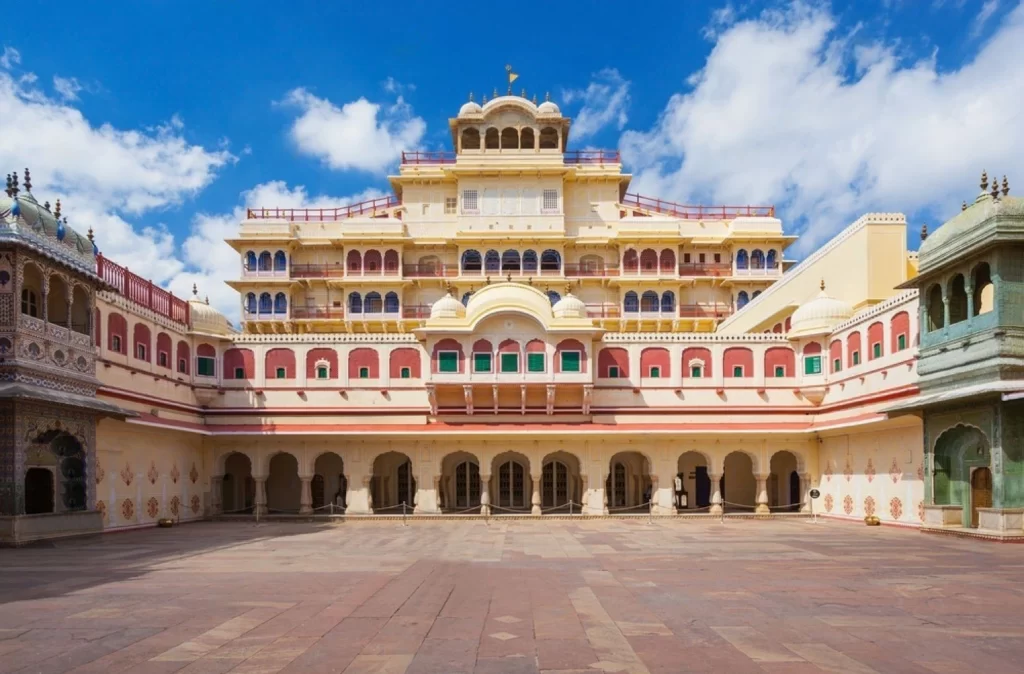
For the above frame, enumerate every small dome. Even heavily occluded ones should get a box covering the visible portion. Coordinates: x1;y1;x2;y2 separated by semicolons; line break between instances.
552;292;585;319
188;294;233;335
430;292;466;319
459;100;482;116
537;100;560;115
788;282;853;338
0;193;93;258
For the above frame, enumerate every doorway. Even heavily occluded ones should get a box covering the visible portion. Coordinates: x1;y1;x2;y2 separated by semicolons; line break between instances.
970;467;993;528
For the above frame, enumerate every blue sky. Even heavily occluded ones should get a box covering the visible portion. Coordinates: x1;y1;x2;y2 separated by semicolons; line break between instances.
2;0;1022;319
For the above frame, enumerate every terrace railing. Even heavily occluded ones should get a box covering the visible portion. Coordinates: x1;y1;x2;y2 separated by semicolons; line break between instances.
96;254;190;327
621;193;775;220
246;195;400;222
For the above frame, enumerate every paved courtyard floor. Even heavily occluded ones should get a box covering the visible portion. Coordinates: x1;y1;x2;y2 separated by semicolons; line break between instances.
1;519;1024;673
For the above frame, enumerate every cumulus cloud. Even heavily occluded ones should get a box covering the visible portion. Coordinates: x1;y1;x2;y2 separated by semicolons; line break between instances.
52;75;83;101
972;0;1000;37
0;46;19;69
621;2;1024;255
284;88;425;172
562;69;631;140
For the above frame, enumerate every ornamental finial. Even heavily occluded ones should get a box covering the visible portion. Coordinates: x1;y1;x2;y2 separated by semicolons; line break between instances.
980;170;989;191
4;174;11;197
192;283;198;297
1002;175;1010;197
482;94;488;103
820;278;825;291
506;272;512;283
545;91;550;102
565;281;572;295
532;94;537;104
23;168;31;192
991;175;1000;200
54;199;61;220
468;92;473;102
445;281;453;295
87;225;94;242
961;200;967;211
205;295;209;305
493;87;498;98
920;224;928;241
521;88;526;98
10;171;18;196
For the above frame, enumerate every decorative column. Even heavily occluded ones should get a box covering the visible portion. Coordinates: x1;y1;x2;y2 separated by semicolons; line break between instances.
709;473;723;516
965;283;975;319
942;296;950;331
253;477;268;517
799;472;812;513
601;472;610;515
479;473;491;516
531;473;542;516
210;475;223;515
362;475;373;514
755;474;770;515
299;475;313;515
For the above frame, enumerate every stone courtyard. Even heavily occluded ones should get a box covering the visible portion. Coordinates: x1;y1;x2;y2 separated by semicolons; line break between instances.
1;520;1023;673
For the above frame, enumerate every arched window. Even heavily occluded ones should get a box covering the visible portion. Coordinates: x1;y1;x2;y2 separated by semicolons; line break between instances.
927;284;944;331
273;251;286;271
541;249;561;272
639;249;658;271
462;249;481;272
660;249;676;271
973;262;994;315
661;291;676;313
21;289;38;317
752;290;762;299
500;127;519;149
485;128;499;149
245;293;256;314
258;251;272;271
346;249;362;272
523;250;538;272
364;250;382;273
245;251;257;271
623;249;639;271
949;274;967;324
547;291;561;305
383;250;399;273
750;249;765;269
501;250;521;271
364;291;383;313
539;127;558;149
384;291;400;313
624;291;639;313
274;292;287;314
461;291;473;306
348;292;362;314
766;250;777;269
258;292;272;314
520;127;535;149
736;249;749;270
484;250;501;272
462;128;480;150
640;290;659;312
736;291;749;310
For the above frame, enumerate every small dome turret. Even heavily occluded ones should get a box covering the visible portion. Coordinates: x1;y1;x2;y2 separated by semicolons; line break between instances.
459;93;482;117
788;280;853;339
188;285;234;335
537;92;560;116
552;288;585;319
430;287;466;319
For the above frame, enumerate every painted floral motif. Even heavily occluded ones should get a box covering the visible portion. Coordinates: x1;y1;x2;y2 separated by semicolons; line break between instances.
170;495;181;517
96;499;106;522
146;497;159;519
121;498;134;521
190;494;201;514
147;462;159;485
823;493;834;513
189;463;199;484
889;458;901;484
918;500;925;522
864;496;876;517
890;497;903;520
824;461;833;483
95;458;105;485
843;457;852;482
120;463;133;487
843;495;853;515
170;464;180;484
865;458;876;483
917;462;924;481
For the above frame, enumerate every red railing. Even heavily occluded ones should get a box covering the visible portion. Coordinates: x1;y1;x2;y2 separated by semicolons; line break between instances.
679;263;733;277
564;263;621;277
96;255;190;327
585;303;622;319
403;263;458;278
291;306;345;320
622;193;774;220
565;150;620;164
401;151;457;164
679;303;733;319
290;263;345;279
402;305;433;319
246;195;401;222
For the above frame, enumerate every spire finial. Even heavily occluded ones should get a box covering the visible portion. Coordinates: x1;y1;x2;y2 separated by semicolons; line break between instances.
87;225;94;242
991;175;1000;200
493;87;498;98
961;200;967;211
53;199;61;220
205;295;209;305
482;94;488;103
980;170;989;191
820;278;825;292
4;174;11;197
920;223;928;241
192;283;198;297
22;168;31;193
565;281;572;295
445;281;453;296
506;272;512;283
10;171;18;196
520;88;526;98
468;91;473;102
545;91;550;102
532;94;537;105
1002;175;1009;197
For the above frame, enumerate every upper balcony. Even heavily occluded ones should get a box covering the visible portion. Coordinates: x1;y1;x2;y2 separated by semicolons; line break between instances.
96;255;191;327
399;149;620;168
620;193;775;220
245;195;401;223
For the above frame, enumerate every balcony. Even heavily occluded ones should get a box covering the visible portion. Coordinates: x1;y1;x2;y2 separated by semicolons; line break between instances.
620;265;678;277
564;263;621;277
399;149;620;166
733;266;782;278
564;150;620;165
289;264;401;279
621;193;775;220
290;307;345;320
679;303;732;319
96;254;190;327
245;195;401;222
403;263;458;278
241;267;289;279
459;267;564;278
679;263;732;277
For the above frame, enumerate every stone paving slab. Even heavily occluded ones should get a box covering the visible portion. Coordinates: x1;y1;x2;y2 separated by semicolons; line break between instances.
1;519;1024;672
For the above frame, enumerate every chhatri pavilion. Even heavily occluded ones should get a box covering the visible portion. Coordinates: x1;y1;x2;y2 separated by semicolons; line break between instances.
1;90;1021;545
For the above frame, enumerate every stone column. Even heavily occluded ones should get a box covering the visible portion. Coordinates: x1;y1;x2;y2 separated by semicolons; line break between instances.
480;473;490;516
709;473;723;516
254;477;268;517
799;472;812;513
362;475;373;514
531;473;542;516
601;472;610;515
210;475;223;515
299;475;313;515
755;474;770;515
965;284;975;319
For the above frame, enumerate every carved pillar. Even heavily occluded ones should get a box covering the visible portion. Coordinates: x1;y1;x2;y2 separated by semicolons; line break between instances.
479;473;490;515
299;475;313;514
531;473;542;516
362;475;373;513
210;475;223;515
253;477;268;516
755;474;770;515
942;296;950;330
799;472;812;513
709;473;723;516
601;471;610;515
965;284;975;319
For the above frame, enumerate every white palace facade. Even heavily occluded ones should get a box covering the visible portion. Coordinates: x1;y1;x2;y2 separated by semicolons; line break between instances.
6;90;1017;544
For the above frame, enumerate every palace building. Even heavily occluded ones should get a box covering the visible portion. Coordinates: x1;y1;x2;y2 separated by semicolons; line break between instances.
1;91;1020;545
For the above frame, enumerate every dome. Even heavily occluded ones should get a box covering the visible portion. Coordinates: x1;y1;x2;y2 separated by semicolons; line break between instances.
430;292;466;319
0;191;94;260
537;100;560;115
188;292;234;335
552;292;585;319
788;281;854;338
458;100;482;116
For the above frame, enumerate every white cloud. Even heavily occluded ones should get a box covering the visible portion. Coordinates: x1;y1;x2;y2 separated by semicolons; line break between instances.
284;88;425;172
0;46;19;70
52;75;83;101
972;0;1000;37
621;2;1024;255
562;69;631;140
703;4;738;40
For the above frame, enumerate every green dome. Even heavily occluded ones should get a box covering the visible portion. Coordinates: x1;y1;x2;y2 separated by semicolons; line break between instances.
918;193;1024;275
0;193;95;259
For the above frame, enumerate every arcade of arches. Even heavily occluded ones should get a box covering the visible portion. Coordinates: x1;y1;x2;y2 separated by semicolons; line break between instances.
208;445;812;516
